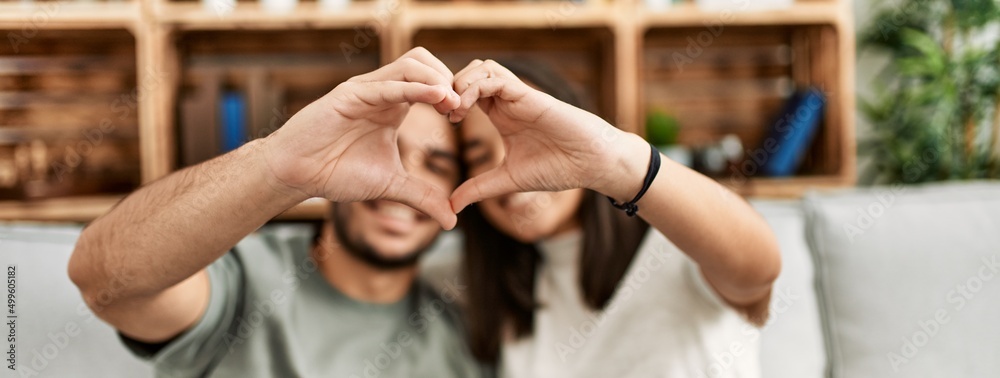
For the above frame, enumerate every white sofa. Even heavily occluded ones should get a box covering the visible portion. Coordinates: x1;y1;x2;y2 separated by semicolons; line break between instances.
1;224;153;377
2;181;998;377
753;181;1000;378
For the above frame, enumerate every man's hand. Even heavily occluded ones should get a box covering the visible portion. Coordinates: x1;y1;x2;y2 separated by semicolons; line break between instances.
263;47;462;229
69;47;466;344
447;59;645;212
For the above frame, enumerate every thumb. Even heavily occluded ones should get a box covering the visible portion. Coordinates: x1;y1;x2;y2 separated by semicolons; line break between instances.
450;165;521;214
386;174;458;230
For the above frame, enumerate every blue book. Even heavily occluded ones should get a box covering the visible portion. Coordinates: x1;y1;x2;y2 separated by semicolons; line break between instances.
759;88;825;177
220;91;247;153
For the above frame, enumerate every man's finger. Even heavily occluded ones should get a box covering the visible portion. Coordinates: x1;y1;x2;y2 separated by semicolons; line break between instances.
381;54;459;112
388;174;458;230
450;165;521;214
353;81;450;107
352;57;451;88
399;47;455;83
433;93;461;116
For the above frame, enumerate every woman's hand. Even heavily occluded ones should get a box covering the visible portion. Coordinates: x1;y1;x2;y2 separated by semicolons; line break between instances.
447;59;651;212
261;47;461;229
450;59;781;323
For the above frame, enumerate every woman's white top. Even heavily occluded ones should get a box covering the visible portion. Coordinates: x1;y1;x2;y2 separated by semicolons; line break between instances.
499;229;761;378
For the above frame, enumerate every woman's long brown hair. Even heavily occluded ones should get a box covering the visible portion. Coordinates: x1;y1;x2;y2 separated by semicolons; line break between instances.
459;60;650;365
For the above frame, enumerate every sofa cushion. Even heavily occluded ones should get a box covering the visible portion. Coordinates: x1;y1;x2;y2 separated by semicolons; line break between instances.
804;181;1000;377
0;224;153;377
751;200;826;378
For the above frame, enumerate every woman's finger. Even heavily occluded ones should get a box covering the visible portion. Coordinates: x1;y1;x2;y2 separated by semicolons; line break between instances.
452;59;517;94
449;77;529;122
453;59;519;94
452;59;484;85
450;164;522;213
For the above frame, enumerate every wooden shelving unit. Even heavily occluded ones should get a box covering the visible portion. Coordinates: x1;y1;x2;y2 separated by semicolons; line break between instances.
0;2;138;27
155;2;380;29
638;2;845;27
0;195;125;222
0;0;855;221
404;2;616;28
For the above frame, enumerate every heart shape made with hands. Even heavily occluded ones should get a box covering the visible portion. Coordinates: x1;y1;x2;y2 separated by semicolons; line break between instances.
265;48;638;232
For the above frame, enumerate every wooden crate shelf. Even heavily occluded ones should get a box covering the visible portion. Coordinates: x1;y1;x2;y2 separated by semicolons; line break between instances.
169;28;381;169
410;26;618;123
156;2;381;30
0;0;856;221
0;195;125;222
639;19;855;193
0;28;142;216
404;2;616;29
0;2;138;28
0;0;845;29
638;2;847;28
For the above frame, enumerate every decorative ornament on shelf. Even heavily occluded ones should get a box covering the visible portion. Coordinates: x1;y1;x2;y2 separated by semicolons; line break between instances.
644;0;673;12
321;0;351;11
696;0;792;12
204;0;237;16
262;0;299;14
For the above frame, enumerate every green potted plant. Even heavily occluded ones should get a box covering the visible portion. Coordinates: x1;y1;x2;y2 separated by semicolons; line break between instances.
646;108;692;167
859;0;1000;184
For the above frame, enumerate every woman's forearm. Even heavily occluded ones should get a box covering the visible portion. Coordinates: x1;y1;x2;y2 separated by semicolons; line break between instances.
602;133;782;309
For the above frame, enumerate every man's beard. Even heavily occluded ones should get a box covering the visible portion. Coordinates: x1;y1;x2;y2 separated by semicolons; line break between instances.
331;202;435;271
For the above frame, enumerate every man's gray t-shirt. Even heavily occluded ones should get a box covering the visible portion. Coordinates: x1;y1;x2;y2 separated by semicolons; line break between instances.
120;228;486;378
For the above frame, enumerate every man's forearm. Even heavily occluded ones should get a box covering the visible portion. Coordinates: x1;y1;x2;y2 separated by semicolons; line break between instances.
69;138;307;302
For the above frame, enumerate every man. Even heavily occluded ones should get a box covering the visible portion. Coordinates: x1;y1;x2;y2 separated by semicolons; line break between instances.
68;48;485;377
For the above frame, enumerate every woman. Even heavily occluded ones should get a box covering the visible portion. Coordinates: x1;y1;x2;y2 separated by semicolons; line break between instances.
448;60;781;377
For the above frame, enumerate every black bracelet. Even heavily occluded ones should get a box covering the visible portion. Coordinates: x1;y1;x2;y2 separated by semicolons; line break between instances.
607;143;661;217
